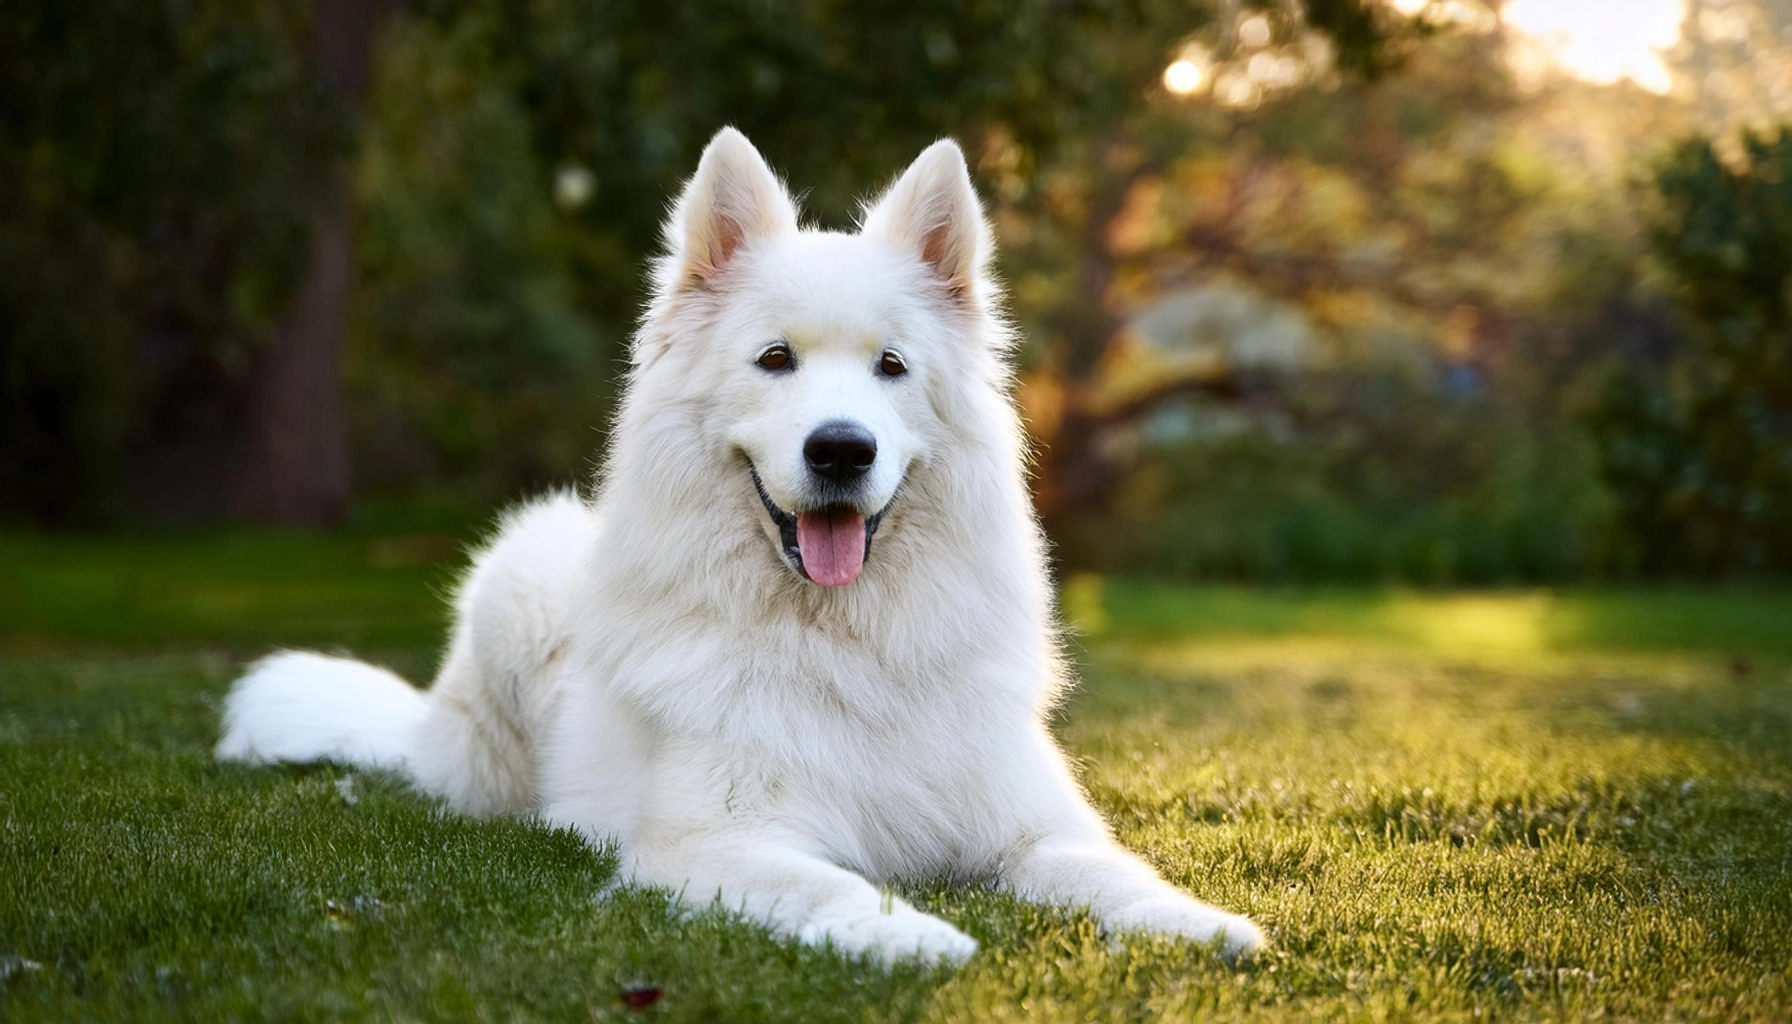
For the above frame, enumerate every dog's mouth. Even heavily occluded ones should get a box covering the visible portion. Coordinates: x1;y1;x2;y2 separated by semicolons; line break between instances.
749;467;891;587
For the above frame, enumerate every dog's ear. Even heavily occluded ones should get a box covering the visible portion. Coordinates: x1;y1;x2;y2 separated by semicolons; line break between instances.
660;128;798;293
861;140;991;307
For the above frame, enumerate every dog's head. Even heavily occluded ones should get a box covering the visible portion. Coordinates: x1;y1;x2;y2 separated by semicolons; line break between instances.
632;129;1004;588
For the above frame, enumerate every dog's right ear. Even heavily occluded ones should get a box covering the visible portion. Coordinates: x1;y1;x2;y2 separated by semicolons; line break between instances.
657;128;798;295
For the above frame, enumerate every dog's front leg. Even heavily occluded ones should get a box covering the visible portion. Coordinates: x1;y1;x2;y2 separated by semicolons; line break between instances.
995;740;1265;959
628;832;978;965
1001;834;1264;959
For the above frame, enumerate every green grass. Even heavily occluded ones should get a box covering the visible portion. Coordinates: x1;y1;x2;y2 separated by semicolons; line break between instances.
3;529;1790;1021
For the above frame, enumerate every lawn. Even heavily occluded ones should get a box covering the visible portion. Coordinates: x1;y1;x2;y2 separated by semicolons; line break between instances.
3;523;1790;1022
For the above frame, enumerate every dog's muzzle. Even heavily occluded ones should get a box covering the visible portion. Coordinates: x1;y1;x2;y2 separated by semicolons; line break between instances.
749;466;892;586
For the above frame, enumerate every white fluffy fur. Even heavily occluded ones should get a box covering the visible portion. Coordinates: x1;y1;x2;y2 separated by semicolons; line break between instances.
217;128;1265;964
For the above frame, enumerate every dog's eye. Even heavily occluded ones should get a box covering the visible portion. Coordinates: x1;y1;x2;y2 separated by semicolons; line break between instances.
878;350;908;378
756;343;794;372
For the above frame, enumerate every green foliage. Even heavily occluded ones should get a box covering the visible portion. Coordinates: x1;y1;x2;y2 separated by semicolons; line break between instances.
1090;373;1612;585
0;0;340;522
413;0;1210;235
348;13;605;497
3;535;1791;1019
1589;132;1792;575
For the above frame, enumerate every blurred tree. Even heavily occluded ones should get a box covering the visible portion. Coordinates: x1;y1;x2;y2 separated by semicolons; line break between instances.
0;0;339;524
352;0;1237;503
1002;6;1506;531
1673;0;1792;137
1589;131;1792;575
3;0;1406;525
347;9;604;498
355;0;1418;507
1002;1;1671;580
233;0;388;524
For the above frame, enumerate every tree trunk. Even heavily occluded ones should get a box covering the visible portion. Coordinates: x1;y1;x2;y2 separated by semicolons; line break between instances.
1033;156;1133;545
233;0;381;524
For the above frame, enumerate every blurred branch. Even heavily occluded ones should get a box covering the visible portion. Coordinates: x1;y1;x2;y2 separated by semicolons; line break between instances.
1293;0;1416;79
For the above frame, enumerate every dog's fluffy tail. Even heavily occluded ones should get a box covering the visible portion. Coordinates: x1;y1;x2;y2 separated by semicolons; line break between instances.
216;651;429;773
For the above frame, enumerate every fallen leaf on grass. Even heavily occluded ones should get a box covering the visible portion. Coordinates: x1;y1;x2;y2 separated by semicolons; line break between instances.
620;985;662;1010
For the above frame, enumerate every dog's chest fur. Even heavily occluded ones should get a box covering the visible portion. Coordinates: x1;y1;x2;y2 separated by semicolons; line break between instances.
576;581;1040;879
702;679;1027;882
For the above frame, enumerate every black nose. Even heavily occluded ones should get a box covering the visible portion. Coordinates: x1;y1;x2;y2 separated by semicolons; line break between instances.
803;420;877;483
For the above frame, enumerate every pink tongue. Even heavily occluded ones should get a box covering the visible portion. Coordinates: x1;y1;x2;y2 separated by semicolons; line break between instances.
796;508;867;586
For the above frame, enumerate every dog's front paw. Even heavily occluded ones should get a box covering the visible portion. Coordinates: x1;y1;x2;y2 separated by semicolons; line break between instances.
1111;896;1266;961
799;907;978;965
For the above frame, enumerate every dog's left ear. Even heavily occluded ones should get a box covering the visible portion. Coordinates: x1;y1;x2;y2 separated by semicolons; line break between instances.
861;140;991;307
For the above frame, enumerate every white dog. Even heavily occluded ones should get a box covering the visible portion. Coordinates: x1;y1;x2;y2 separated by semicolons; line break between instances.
217;129;1264;965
